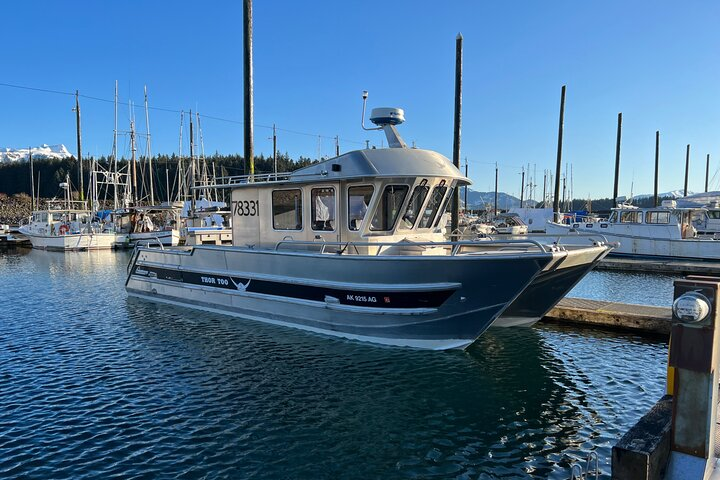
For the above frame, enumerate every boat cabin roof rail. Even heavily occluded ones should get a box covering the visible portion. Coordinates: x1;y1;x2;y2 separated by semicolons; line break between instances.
201;148;471;190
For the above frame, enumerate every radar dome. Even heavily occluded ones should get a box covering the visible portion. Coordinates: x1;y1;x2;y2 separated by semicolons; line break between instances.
370;107;405;127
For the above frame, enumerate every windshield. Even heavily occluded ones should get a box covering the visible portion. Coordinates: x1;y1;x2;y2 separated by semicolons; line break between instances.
418;185;447;228
401;185;429;229
370;185;409;231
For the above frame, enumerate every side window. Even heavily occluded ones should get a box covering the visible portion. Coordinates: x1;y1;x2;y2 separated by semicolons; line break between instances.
348;185;374;231
401;184;430;229
419;184;447;228
620;211;640;223
272;189;303;230
645;211;670;224
311;187;335;231
370;185;409;231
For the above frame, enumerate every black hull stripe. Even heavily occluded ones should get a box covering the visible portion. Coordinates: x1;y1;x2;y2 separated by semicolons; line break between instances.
132;265;455;309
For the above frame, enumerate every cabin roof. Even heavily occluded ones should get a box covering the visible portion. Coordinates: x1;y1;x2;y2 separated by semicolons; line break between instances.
212;148;470;189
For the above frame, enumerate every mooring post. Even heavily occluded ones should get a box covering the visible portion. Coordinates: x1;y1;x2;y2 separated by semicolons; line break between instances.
705;154;710;193
654;131;660;207
613;112;622;207
665;277;720;478
243;0;254;179
553;85;566;221
684;144;690;197
451;33;463;236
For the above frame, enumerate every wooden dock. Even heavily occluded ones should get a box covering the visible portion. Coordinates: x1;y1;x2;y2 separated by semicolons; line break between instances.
544;297;671;335
597;256;720;275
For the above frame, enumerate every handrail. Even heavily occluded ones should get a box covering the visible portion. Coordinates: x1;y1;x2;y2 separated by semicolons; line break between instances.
273;238;552;255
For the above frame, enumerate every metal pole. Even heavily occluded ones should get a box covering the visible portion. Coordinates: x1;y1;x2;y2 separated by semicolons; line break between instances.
75;91;84;202
706;154;710;193
553;85;566;220
542;171;547;207
654;131;660;207
29;148;34;211
684;144;690;197
335;136;340;157
613;112;622;206
451;33;463;235
520;168;525;209
243;0;254;178
190;110;196;213
144;85;154;205
273;124;278;176
494;163;498;216
464;157;468;214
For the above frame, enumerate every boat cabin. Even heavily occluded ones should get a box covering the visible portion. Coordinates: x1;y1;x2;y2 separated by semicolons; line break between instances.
224;148;468;253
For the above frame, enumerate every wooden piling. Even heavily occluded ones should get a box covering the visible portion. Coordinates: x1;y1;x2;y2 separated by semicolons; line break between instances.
684;144;690;197
613;113;622;206
451;33;463;234
654;131;660;207
553;85;566;220
243;0;254;178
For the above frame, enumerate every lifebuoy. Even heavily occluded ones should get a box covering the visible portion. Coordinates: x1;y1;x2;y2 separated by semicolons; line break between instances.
59;224;70;235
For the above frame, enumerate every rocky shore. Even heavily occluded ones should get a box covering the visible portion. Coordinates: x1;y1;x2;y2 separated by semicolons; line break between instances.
0;193;45;226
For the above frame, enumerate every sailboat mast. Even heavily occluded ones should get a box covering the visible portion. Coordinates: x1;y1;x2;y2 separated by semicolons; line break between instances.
130;104;137;206
113;81;119;210
189;110;196;213
144;85;155;205
177;111;184;201
29;147;35;211
75;91;84;204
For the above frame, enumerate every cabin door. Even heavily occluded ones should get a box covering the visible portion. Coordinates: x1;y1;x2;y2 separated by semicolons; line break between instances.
231;188;260;247
309;184;340;244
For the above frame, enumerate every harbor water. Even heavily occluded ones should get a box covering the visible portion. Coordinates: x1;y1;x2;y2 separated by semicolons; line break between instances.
0;249;669;478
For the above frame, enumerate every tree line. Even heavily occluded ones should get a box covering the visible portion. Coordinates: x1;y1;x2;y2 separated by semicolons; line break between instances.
0;152;316;199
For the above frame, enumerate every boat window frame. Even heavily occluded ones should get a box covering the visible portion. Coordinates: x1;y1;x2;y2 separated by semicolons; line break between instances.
347;184;375;232
433;186;454;228
418;181;448;229
310;186;336;232
369;184;410;232
619;210;641;224
708;210;720;220
400;180;430;230
645;211;671;224
271;188;304;231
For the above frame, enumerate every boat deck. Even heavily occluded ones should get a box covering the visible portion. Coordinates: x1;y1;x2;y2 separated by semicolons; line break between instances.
598;256;720;275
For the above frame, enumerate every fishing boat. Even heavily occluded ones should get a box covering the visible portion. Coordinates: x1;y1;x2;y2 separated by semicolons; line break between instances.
545;201;720;260
126;104;611;348
19;178;127;251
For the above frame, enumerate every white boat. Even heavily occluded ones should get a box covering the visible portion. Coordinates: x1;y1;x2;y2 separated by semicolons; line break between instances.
114;205;182;247
545;201;720;260
19;178;127;251
126;103;613;348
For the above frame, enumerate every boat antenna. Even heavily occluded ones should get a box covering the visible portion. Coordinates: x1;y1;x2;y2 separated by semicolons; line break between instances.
360;90;407;148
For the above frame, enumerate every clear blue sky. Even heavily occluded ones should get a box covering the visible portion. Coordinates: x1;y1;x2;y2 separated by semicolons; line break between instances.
1;0;718;199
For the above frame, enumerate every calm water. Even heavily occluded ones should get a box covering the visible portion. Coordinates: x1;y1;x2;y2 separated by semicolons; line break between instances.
0;249;670;479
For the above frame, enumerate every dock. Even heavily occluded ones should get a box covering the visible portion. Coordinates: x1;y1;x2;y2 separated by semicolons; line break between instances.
543;297;671;335
0;234;31;249
597;256;720;275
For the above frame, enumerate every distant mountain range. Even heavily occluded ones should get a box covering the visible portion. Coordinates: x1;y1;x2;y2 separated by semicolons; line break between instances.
0;144;72;163
463;189;537;210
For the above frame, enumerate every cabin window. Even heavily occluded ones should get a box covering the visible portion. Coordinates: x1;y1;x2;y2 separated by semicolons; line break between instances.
419;184;448;228
348;185;374;231
433;187;454;228
272;189;303;230
401;184;430;228
708;211;720;220
370;185;409;231
620;211;641;223
608;212;618;223
40;213;48;223
645;211;670;224
311;187;336;231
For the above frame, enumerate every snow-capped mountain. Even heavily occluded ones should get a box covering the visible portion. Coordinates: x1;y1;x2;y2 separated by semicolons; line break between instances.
0;144;72;163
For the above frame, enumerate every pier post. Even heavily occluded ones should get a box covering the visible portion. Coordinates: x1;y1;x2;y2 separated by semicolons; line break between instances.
665;277;720;478
243;0;254;179
684;144;690;197
451;33;463;235
654;131;660;207
705;154;710;193
613;113;622;206
553;85;566;221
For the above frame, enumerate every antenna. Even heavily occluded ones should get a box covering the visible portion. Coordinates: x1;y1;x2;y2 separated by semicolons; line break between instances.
359;90;407;148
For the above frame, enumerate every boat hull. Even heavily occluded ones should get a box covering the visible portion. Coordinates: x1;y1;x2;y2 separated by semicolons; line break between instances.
18;229;127;251
125;245;552;350
545;221;720;261
492;244;611;327
129;230;180;247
